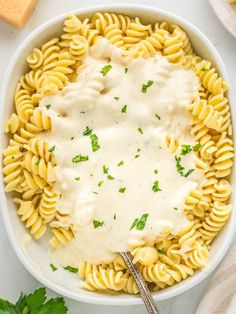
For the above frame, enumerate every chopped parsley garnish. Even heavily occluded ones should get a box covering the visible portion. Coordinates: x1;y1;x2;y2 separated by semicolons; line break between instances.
35;160;40;166
137;127;143;134
80;111;85;114
92;191;98;195
114;96;120;101
98;181;104;187
155;114;161;120
141;80;154;93
181;144;192;156
134;154;139;158
48;145;55;152
83;126;93;136
93;220;104;228
154;169;158;174
100;65;112;76
50;263;58;271
117;160;124;166
107;175;115;180
130;213;149;231
201;67;207;72
121;104;127;113
152;180;162;192
59;194;62;199
64;265;78;273
11;156;15;159
74;177;80;181
90;134;100;152
157;249;165;254
45;104;51;110
174;207;178;210
119;187;126;193
137;148;141;152
113;213;117;220
71;137;74;140
72;154;89;163
103;165;109;174
124;67;128;74
175;156;195;177
193;143;201;151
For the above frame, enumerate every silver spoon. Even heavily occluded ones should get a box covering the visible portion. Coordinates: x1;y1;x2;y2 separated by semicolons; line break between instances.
120;251;161;314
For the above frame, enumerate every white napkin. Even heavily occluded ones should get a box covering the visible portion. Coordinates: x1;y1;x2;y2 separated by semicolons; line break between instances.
195;243;236;314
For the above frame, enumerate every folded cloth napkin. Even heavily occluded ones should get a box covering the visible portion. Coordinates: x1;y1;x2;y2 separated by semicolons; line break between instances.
196;242;236;314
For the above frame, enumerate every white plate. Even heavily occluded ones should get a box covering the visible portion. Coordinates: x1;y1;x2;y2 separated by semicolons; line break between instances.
0;3;235;306
209;0;236;38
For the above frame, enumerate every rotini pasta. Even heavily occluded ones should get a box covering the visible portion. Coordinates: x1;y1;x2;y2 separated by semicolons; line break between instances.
2;12;233;296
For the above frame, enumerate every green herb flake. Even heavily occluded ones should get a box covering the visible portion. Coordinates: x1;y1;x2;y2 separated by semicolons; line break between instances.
50;263;58;272
71;137;74;140
155;114;161;120
154;169;158;174
141;80;154;93
113;213;116;220
100;65;112;76
48;145;55;153
114;96;120;101
137;148;141;152
193;143;201;151
119;187;126;193
80;111;85;114
181;144;192;156
124;67;128;74
98;181;104;187
72;154;89;163
174;207;178;211
64;265;78;273
103;165;109;174
137;127;143;134
117;160;124;166
83;126;93;136
175;155;195;177
35;160;40;166
121;104;127;113
130;213;149;231
45;104;51;110
157;249;165;254
93;220;104;228
152;180;162;192
74;177;80;181
59;194;62;199
90;133;100;152
107;175;115;180
11;156;15;159
201;67;207;72
134;154;140;158
92;191;98;195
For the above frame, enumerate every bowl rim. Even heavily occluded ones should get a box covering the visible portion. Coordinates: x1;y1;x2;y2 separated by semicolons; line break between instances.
0;3;235;306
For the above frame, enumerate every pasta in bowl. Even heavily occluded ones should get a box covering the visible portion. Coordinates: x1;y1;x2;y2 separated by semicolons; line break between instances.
0;4;235;305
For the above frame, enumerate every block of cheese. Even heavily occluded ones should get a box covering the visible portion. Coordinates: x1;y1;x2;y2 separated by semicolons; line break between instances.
0;0;36;28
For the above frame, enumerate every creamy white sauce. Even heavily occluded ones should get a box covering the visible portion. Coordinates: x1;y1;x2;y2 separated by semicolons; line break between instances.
38;39;203;265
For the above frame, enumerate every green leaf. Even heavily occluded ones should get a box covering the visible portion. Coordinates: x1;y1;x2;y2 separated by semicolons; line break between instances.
0;299;16;314
137;128;143;134
35;160;40;166
100;65;112;76
70;137;74;140
117;161;124;166
141;80;154;93
50;264;58;271
119;187;126;193
45;104;51;110
121;105;127;113
48;145;55;153
201;67;207;72
15;293;26;314
175;155;195;177
130;218;139;230
72;154;89;163
36;298;67;314
103;165;109;174
155;114;161;120
154;169;158;174
64;266;78;273
157;249;165;254
174;207;178;211
74;177;80;181
93;220;104;229
134;155;139;158
181;144;192;156
114;96;119;101
113;213;116;220
124;67;128;74
83;126;93;136
152;180;162;192
107;175;114;180
98;181;104;187
193;143;201;151
90;134;100;152
26;288;46;312
130;214;149;231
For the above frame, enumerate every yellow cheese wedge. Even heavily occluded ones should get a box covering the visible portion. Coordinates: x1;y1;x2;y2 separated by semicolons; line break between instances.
0;0;36;28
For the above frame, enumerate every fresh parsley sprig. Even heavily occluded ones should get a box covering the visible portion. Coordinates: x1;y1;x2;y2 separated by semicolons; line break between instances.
130;213;149;231
0;287;68;314
175;156;195;177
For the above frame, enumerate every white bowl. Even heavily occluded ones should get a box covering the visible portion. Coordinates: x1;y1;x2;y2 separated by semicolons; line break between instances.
0;4;235;306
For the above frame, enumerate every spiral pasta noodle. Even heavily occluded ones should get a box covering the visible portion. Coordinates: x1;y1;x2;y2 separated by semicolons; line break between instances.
2;12;233;295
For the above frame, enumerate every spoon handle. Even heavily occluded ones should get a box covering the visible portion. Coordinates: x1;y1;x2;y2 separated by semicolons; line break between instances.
120;252;161;314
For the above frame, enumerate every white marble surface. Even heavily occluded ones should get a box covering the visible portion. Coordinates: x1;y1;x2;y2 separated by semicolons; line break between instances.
0;0;235;313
